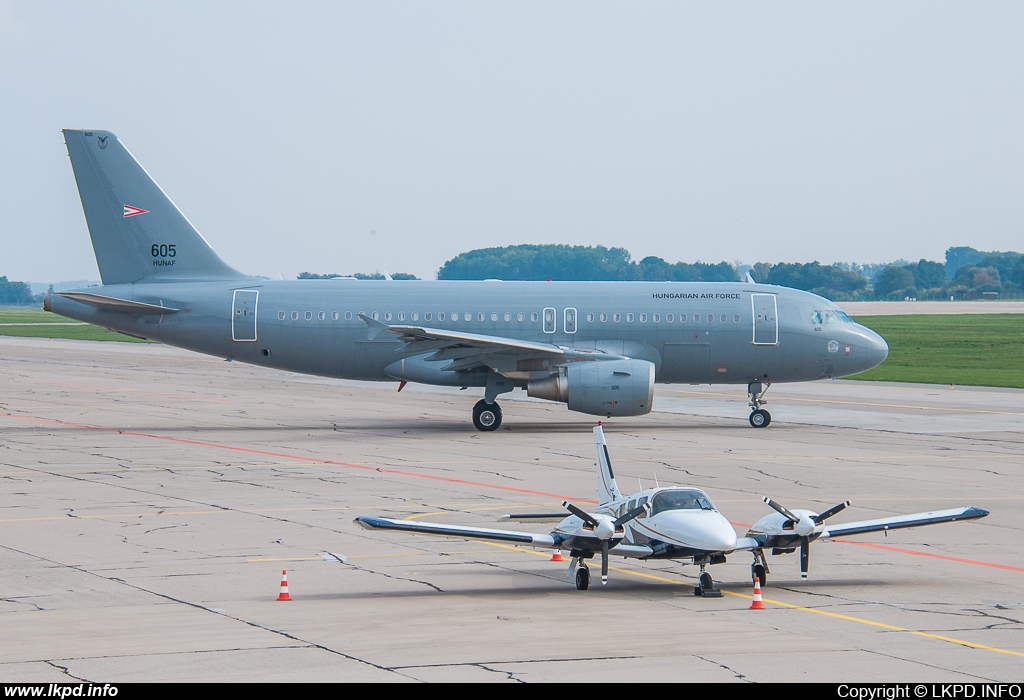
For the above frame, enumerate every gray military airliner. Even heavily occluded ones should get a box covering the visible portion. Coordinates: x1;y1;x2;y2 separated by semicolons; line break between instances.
45;129;889;431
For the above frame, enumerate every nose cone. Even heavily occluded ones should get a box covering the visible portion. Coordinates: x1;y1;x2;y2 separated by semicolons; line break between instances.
862;327;889;371
661;512;738;551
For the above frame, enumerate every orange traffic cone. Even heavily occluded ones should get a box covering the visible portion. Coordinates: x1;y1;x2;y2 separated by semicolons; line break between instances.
749;576;765;610
277;570;292;601
550;551;564;562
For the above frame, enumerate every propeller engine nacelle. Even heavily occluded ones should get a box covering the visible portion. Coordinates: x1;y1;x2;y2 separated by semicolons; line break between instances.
748;498;850;579
527;359;655;417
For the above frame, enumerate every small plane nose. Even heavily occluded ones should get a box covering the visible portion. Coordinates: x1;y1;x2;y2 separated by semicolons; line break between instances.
675;513;738;552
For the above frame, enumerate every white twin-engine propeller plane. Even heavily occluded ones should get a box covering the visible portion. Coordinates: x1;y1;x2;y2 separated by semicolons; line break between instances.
355;424;989;596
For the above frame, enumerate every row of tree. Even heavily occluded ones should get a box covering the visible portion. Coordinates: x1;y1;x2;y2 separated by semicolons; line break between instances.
0;277;37;305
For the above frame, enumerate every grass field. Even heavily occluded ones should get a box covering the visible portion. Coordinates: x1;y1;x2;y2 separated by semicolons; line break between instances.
0;308;148;342
1;308;1021;388
852;314;1024;388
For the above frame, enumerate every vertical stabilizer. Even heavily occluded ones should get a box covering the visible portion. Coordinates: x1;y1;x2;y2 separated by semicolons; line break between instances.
594;424;622;504
63;129;248;284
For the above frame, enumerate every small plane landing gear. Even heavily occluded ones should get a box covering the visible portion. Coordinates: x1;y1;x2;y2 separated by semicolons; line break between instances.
694;566;723;597
752;563;767;587
575;564;591;591
472;399;502;431
747;380;772;428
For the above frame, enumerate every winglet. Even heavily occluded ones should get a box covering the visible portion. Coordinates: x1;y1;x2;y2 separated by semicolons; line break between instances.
594;423;622;504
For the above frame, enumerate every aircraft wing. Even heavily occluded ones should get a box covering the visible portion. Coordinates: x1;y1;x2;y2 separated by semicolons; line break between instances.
354;516;561;548
818;506;989;539
360;313;564;356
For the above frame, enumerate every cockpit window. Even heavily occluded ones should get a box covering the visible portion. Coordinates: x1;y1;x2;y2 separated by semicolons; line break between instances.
650;489;716;515
811;309;854;325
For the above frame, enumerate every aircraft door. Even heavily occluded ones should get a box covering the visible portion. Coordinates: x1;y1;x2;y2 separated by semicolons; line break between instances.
751;293;778;345
232;289;259;342
543;307;556;333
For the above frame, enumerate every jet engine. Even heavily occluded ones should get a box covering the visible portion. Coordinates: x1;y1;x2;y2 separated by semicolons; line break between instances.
527;359;655;417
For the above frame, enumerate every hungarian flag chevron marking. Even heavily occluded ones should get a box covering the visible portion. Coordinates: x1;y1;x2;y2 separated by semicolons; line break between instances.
123;204;149;218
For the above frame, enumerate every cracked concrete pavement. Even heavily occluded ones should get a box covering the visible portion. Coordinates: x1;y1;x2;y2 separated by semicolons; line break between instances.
0;337;1021;682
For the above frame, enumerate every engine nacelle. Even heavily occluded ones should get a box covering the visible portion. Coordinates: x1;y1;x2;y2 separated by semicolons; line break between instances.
527;359;655;417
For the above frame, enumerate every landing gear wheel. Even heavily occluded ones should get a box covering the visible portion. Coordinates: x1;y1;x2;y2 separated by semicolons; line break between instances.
694;570;723;597
749;409;771;428
472;400;502;431
752;564;767;587
575;566;591;591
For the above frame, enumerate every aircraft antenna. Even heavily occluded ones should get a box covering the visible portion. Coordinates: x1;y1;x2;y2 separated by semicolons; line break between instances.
654;472;659;488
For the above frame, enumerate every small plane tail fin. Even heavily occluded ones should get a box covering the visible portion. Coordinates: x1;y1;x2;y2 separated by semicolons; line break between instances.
594;423;623;504
62;129;249;285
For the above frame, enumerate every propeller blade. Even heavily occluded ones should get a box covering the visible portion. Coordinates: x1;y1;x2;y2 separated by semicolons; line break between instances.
601;541;609;585
763;496;800;523
800;537;809;579
612;502;651;528
814;501;851;525
562;501;599;528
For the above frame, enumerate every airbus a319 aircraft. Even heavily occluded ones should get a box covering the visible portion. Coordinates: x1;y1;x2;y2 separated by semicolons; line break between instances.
46;130;889;431
356;424;989;595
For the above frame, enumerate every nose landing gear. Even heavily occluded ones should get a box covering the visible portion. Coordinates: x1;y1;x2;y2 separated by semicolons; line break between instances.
748;380;772;428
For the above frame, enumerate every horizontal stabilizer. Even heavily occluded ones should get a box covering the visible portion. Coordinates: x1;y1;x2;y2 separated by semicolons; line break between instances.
56;292;179;315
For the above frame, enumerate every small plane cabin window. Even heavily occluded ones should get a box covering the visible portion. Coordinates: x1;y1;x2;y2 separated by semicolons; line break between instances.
424;312;432;321
332;311;339;321
653;313;660;323
666;313;673;323
504;312;511;322
613;313;620;323
733;313;740;323
278;311;285;320
291;311;299;321
305;311;313;321
517;312;525;322
650;489;716;515
398;311;405;321
345;311;353;321
720;313;727;323
384;311;392;321
626;313;634;323
491;312;498;322
318;311;326;321
412;312;419;321
639;313;647;323
600;313;607;322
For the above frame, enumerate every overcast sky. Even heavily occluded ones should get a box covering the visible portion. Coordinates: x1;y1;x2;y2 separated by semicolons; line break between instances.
3;1;1023;283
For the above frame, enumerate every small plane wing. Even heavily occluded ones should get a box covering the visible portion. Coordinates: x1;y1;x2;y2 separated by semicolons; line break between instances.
819;506;989;539
354;516;561;548
498;513;570;523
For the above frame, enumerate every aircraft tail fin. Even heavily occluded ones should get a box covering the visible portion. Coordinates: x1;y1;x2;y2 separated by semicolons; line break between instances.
62;129;249;285
594;423;623;504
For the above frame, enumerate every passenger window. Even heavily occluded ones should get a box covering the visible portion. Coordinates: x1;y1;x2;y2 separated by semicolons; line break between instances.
345;311;353;321
412;312;419;321
305;311;313;320
613;313;620;322
600;313;608;322
517;312;525;322
586;313;594;322
639;313;647;323
707;314;713;323
451;312;459;322
721;313;727;323
733;313;740;323
318;311;326;321
465;312;472;321
504;312;511;322
531;312;539;322
666;313;673;323
491;312;498;322
384;311;392;321
626;313;634;323
398;311;405;321
332;311;339;321
680;313;687;323
424;312;432;321
278;311;285;320
438;312;445;321
291;311;299;321
653;313;660;323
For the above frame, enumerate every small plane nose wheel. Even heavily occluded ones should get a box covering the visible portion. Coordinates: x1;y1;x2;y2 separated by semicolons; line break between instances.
694;565;723;597
575;564;591;591
472;399;502;431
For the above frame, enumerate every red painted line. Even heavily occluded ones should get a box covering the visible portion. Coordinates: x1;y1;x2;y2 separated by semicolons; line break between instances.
832;539;1024;573
0;413;597;503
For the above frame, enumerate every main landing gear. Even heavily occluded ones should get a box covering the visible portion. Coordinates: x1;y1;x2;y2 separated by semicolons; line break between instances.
748;380;772;428
751;550;769;587
575;563;591;591
472;399;502;431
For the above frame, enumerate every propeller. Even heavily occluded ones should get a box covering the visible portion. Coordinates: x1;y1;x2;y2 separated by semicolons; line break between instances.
763;498;851;579
562;500;650;585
